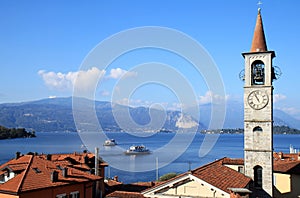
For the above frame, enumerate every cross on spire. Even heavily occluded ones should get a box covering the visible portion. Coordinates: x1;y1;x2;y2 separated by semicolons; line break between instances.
257;1;263;11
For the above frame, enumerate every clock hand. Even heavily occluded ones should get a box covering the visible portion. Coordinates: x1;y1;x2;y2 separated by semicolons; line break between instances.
254;93;260;103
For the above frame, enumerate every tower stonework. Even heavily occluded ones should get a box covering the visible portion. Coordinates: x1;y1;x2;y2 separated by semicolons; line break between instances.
242;9;275;197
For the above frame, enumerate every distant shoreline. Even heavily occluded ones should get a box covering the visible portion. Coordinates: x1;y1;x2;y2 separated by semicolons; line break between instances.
0;126;36;140
15;125;300;135
200;126;300;135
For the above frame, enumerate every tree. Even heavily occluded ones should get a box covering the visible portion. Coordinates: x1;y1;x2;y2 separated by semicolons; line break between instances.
158;172;177;181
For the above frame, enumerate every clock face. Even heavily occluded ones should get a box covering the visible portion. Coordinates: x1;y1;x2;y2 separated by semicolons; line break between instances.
247;90;269;110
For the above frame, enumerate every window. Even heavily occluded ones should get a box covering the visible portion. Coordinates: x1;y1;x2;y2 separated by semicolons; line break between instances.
56;193;67;198
70;191;80;198
32;167;41;173
253;126;263;132
238;166;244;173
254;166;263;188
252;60;265;85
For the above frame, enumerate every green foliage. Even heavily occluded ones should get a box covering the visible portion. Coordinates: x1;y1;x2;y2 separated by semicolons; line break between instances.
158;172;178;181
0;125;36;140
273;125;300;134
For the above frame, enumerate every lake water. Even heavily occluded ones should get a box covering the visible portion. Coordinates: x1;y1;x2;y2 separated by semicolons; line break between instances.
0;132;299;183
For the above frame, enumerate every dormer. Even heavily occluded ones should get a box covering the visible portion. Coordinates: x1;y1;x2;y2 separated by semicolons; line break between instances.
0;167;15;183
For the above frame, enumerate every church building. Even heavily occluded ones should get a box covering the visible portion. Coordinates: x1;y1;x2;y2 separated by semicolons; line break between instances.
242;7;275;198
142;8;300;198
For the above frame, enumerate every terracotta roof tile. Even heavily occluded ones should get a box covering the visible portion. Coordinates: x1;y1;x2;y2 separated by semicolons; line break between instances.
273;152;300;161
0;155;32;171
0;154;102;194
40;152;108;167
0;172;25;193
191;158;251;193
105;179;123;187
143;158;251;195
106;190;144;198
222;157;244;165
274;160;300;174
21;156;101;192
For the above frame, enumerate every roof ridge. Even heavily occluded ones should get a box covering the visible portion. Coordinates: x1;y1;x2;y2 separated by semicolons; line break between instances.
191;157;225;173
45;152;91;156
16;155;33;193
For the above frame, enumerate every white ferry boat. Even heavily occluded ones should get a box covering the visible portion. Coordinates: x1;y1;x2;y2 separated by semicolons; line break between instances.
103;139;117;146
124;145;151;155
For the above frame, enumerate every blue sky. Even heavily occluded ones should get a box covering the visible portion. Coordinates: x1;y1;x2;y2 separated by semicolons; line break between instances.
1;0;300;119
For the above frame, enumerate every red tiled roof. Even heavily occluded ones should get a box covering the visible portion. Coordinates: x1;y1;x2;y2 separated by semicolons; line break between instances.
266;152;300;174
0;155;32;172
222;153;300;174
273;152;300;161
143;158;251;195
105;179;123;187
0;171;26;193
106;190;144;198
222;157;244;165
45;152;108;168
274;160;300;174
0;154;102;194
191;158;251;193
273;152;300;174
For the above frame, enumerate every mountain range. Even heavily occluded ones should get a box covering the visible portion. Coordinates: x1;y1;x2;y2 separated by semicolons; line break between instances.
0;97;299;132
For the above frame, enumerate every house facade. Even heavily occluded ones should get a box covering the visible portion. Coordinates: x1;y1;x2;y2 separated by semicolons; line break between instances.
273;152;300;197
142;158;252;198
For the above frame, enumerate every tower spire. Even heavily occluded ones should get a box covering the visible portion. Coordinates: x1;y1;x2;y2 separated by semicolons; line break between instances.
250;8;267;52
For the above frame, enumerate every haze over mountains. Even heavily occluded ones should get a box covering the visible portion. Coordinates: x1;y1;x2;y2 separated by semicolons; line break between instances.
0;97;299;132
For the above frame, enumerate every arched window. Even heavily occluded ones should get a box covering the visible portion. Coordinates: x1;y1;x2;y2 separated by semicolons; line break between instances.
254;166;263;187
253;126;263;132
251;60;265;85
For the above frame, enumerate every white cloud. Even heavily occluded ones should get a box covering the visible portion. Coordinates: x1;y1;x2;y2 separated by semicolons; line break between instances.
114;97;154;107
107;68;137;79
277;107;300;120
100;90;110;96
274;94;287;103
38;67;106;91
39;67;138;92
198;91;228;105
277;107;300;116
75;67;106;92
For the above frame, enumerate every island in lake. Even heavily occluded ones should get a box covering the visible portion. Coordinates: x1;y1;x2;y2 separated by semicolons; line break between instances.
0;125;36;140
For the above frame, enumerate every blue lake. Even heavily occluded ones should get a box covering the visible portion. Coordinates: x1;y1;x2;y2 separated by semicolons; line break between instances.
0;132;299;183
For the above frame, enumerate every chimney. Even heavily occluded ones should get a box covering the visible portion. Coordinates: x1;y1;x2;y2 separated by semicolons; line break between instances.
279;152;283;159
84;155;89;164
114;176;118;182
46;154;52;161
62;168;68;178
51;171;59;182
15;152;21;160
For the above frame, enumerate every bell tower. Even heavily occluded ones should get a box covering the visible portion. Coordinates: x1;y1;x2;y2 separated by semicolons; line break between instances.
242;8;276;197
